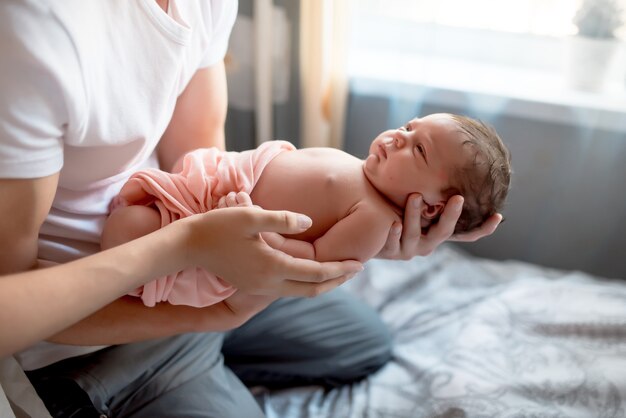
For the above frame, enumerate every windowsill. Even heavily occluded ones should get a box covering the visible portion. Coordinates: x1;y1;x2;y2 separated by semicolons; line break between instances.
348;50;626;133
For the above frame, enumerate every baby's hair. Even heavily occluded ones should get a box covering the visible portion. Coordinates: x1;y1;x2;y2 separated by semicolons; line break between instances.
446;114;512;233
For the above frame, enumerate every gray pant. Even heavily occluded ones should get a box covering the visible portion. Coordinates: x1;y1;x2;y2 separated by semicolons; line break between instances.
27;290;392;418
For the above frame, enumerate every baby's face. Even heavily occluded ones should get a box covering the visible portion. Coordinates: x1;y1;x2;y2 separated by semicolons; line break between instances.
363;114;468;219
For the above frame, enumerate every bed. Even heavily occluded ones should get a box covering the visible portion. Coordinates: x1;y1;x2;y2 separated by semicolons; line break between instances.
258;245;626;418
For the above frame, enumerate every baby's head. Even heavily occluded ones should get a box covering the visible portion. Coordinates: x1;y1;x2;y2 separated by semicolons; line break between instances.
445;114;511;232
363;113;511;233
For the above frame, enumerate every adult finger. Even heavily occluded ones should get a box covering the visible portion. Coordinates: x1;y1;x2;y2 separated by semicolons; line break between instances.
238;208;363;279
270;253;363;284
450;213;502;242
399;194;424;254
419;195;464;252
243;208;314;236
281;273;356;298
380;222;402;258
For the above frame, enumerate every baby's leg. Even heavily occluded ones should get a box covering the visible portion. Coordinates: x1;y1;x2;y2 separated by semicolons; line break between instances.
101;205;162;250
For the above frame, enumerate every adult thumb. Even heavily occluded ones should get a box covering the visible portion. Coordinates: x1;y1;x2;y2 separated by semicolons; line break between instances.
248;208;312;235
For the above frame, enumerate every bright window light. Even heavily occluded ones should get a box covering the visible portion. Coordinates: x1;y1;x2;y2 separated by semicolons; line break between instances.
355;0;625;38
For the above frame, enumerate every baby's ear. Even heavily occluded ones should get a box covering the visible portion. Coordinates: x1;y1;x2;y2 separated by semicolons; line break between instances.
421;201;445;220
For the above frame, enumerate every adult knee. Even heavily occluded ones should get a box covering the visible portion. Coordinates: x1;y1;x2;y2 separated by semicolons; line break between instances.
331;316;393;385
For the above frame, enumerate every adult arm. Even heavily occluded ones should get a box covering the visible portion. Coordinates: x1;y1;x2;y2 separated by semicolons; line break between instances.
0;207;362;355
0;176;361;348
157;64;228;171
377;194;502;259
0;175;59;275
38;65;227;345
48;208;361;346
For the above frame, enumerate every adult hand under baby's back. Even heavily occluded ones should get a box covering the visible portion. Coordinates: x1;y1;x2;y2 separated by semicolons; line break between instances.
376;194;502;260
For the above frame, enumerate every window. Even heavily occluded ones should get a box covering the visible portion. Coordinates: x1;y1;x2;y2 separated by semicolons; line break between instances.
347;0;626;131
354;0;625;39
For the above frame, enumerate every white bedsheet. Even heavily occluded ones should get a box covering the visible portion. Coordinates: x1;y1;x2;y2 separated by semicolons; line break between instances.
260;246;626;418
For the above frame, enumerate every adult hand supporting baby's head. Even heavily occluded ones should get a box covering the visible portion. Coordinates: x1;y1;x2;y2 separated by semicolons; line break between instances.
376;194;502;260
181;206;363;298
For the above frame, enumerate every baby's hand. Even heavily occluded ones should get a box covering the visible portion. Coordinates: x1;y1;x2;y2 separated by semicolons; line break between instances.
217;191;254;209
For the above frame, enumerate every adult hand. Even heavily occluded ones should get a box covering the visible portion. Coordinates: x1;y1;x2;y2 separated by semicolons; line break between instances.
377;194;502;260
181;206;363;297
221;290;278;328
217;191;284;251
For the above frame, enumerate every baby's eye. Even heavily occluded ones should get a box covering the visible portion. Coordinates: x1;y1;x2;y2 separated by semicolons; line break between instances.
416;144;426;158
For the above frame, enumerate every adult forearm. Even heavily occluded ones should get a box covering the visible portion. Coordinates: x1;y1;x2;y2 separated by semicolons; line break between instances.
0;207;364;356
48;295;240;346
44;220;252;345
0;221;190;356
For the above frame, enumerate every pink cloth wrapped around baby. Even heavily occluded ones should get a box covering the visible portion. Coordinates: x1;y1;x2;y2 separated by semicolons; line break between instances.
116;140;295;307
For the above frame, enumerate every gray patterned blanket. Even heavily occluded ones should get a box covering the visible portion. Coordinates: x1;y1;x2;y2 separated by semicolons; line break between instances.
259;246;626;418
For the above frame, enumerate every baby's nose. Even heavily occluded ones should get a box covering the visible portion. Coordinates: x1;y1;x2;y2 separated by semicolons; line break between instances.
383;136;405;148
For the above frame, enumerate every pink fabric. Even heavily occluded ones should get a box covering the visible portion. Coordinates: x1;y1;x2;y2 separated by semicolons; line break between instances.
117;140;295;307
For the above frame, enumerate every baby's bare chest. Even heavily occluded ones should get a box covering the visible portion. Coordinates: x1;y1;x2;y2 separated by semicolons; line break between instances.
251;148;389;241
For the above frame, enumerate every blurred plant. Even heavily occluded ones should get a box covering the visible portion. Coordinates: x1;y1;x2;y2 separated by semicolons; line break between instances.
573;0;624;39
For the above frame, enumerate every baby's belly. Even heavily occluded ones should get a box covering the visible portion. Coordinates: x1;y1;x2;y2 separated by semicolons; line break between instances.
252;188;344;242
251;181;356;243
250;148;364;242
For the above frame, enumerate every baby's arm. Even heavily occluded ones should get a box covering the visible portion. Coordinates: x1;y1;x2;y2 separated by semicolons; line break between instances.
266;205;394;263
313;206;394;262
101;205;162;250
101;179;164;251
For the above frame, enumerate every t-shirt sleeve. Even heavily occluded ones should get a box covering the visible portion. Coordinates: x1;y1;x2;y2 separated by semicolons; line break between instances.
198;0;238;68
0;1;81;179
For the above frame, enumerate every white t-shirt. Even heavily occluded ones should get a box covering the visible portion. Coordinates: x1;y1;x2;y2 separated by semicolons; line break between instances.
0;0;237;370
